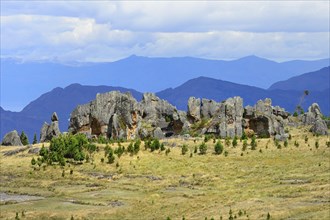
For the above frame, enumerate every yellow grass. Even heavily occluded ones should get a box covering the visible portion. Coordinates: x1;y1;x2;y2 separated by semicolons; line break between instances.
0;127;329;220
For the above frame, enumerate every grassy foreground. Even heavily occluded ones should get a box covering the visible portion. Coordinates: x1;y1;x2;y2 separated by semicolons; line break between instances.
0;127;329;220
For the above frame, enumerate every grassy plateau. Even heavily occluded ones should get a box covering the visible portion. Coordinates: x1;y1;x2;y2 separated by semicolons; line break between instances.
0;127;329;220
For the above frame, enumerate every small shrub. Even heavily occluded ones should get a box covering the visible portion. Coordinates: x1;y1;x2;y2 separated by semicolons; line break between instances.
100;158;104;163
294;140;299;147
315;140;319;149
165;148;170;156
199;142;207;155
224;151;228;157
62;170;65;177
232;136;238;147
304;136;308;143
326;141;330;148
181;144;188;155
70;169;73;175
242;139;248;151
251;135;257;150
194;146;198;154
214;141;223;155
267;212;271;220
31;157;36;166
284;140;288;147
160;143;165;151
225;137;231;147
288;134;292;140
107;148;115;164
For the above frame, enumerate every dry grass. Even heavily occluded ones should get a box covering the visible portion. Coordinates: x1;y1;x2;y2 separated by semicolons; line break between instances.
0;127;329;220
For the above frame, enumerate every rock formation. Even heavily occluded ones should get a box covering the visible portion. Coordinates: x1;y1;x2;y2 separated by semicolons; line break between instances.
243;98;289;139
69;91;187;140
1;130;23;146
300;103;328;135
201;97;243;138
69;91;320;140
40;112;61;142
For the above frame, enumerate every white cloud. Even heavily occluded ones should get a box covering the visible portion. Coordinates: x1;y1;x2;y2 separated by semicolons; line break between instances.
0;1;329;62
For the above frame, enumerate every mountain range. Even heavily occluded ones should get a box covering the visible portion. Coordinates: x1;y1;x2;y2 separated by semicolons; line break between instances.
1;65;329;141
1;55;329;111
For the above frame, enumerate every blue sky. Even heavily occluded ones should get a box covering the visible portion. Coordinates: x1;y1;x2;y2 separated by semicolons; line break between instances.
1;1;329;62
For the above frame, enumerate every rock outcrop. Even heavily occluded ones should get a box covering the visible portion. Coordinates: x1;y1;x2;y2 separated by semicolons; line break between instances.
40;112;61;142
300;103;328;135
1;130;23;146
203;97;243;138
69;91;186;140
69;91;304;140
243;98;289;139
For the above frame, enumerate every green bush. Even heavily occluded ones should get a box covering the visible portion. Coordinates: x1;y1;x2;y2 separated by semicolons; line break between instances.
214;141;223;155
251;135;257;150
181;144;189;155
242;139;248;151
199;142;207;155
232;136;238;147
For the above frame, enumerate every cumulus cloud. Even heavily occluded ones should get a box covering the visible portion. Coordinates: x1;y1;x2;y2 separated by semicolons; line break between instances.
0;1;329;62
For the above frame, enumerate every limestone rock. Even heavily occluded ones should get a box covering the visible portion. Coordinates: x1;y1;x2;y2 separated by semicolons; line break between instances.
51;112;58;122
187;97;201;122
1;130;23;146
300;103;328;135
244;99;287;138
153;127;165;139
40;112;61;142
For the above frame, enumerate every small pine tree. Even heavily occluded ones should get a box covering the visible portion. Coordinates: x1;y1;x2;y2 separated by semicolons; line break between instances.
242;139;248;151
304;136;308;143
232;136;238;147
33;133;38;144
31;157;36;166
214;141;223;155
251;135;257;150
181;144;188;155
199;142;207;155
20;131;29;145
194;146;198;154
267;212;271;220
284;140;288;147
225;137;231;147
315;140;319;149
107;148;115;164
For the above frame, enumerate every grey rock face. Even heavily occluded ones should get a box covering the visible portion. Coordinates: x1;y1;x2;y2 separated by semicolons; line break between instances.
244;99;287;138
201;98;219;119
69;92;185;140
187;97;201;122
1;130;23;146
201;97;243;138
153;127;165;139
51;112;58;122
301;103;328;135
70;91;139;139
40;112;61;142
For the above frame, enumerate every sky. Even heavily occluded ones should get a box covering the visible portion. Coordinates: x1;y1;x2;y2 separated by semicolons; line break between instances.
1;1;329;63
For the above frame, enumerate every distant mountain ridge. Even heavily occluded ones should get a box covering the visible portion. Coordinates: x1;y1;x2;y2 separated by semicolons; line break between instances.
2;55;329;111
156;76;329;113
269;66;330;91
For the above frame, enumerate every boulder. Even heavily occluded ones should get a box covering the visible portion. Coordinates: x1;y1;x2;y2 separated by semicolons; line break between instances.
153;127;165;139
310;119;328;135
1;130;23;146
300;103;328;135
40;112;61;142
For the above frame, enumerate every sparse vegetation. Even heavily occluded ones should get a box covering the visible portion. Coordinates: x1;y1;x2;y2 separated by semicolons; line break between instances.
0;127;329;219
214;141;223;155
199;142;207;155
